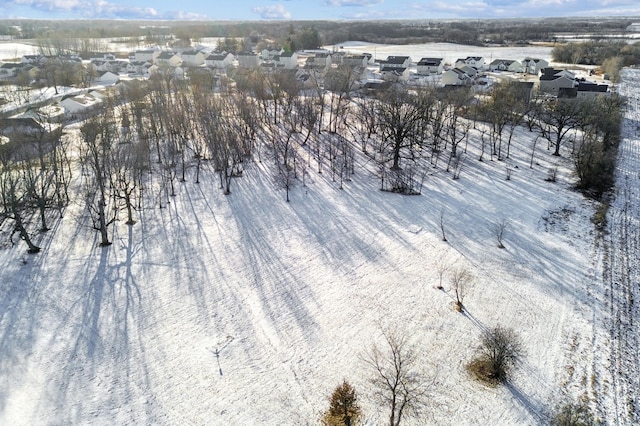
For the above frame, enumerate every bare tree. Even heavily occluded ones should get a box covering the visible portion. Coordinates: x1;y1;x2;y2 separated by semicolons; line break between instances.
0;157;41;253
450;266;473;311
364;327;430;426
494;218;508;249
374;87;427;171
435;256;451;290
80;111;116;246
439;207;447;242
535;98;587;157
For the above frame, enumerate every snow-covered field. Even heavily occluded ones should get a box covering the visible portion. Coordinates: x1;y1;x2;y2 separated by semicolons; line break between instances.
0;44;638;425
0;42;39;61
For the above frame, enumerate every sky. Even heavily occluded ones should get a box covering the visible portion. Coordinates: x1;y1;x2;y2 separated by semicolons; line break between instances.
1;0;640;21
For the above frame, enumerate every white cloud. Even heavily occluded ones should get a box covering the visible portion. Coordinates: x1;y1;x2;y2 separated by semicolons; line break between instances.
252;4;292;20
6;0;209;19
13;0;87;10
326;0;383;6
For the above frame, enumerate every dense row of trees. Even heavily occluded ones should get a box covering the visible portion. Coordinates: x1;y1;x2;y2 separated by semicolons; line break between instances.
0;62;624;253
552;40;640;83
2;17;636;48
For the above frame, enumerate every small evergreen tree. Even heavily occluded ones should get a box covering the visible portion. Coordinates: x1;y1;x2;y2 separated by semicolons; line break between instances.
322;380;362;426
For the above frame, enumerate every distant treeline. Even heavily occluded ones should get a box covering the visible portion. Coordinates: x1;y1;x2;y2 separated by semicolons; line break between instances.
1;17;637;47
552;40;640;66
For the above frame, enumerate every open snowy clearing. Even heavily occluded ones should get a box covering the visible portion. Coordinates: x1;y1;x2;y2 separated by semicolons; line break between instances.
1;107;612;425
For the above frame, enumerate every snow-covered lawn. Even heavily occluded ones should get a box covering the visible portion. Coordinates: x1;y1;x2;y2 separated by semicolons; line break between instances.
1;111;607;425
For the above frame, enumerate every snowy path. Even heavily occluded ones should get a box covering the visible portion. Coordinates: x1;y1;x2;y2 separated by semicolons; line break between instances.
591;68;640;425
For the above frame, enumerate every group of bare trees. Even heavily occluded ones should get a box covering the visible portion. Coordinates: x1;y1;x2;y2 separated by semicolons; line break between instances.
0;117;71;253
1;58;624;252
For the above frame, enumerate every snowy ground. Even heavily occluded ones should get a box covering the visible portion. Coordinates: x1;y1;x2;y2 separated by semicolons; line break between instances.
0;47;638;426
587;68;640;425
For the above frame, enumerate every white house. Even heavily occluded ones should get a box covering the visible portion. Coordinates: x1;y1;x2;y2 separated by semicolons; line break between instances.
381;66;409;82
380;55;411;70
205;52;235;69
155;52;182;67
416;57;444;75
89;52;116;61
59;93;103;116
455;56;485;69
181;50;206;67
304;55;331;71
539;68;576;94
522;57;549;75
442;68;474;86
21;54;44;64
277;51;298;69
0;63;22;78
489;59;522;72
236;51;260;68
134;49;160;63
94;71;120;86
262;46;283;61
127;61;151;75
344;55;369;69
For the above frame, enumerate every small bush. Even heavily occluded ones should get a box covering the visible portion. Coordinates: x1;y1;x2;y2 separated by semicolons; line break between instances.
591;201;609;233
467;326;524;384
551;401;595;426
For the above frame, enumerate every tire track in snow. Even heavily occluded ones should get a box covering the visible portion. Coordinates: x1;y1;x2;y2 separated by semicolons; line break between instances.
592;68;640;425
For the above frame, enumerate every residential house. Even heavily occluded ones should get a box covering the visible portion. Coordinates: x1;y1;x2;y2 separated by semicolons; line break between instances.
416;57;444;75
522;57;549;75
89;52;116;61
89;59;126;74
0;63;22;78
379;55;411;70
262;46;283;61
330;51;345;65
304;55;331;72
381;66;409;83
441;67;474;86
94;71;120;86
0;117;45;137
155;52;182;67
181;50;206;67
489;59;522;72
577;82;608;99
59;92;103;116
345;55;369;69
455;56;485;69
205;52;235;69
127;61;152;76
361;80;392;94
21;54;44;65
539;68;576;94
134;49;160;63
236;51;260;68
277;51;298;69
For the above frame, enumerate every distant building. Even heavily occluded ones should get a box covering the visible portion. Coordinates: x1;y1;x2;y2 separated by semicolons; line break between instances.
416;57;444;75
